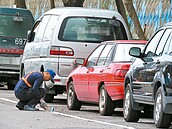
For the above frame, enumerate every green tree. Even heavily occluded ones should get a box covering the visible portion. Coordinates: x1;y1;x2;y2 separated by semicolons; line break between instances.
62;0;85;7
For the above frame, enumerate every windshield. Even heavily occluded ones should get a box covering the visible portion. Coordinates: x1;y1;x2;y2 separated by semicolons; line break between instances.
59;17;127;43
0;15;32;37
113;44;145;62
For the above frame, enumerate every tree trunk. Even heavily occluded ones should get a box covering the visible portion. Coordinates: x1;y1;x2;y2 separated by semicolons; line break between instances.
62;0;85;7
123;0;146;39
14;0;27;8
50;0;55;9
115;0;131;37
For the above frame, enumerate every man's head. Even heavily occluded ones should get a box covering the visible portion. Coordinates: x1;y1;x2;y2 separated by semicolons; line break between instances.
43;69;56;83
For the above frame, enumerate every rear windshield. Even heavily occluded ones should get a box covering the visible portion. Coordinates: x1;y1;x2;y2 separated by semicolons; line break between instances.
0;14;33;37
113;44;145;62
59;17;128;43
0;14;33;50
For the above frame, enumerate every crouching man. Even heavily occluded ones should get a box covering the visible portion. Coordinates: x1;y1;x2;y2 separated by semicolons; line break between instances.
14;69;56;111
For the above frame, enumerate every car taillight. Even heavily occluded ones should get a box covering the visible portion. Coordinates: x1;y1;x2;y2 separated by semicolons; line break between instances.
50;46;74;56
114;69;128;78
0;48;23;55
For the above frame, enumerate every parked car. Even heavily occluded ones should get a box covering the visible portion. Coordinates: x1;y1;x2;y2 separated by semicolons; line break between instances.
66;40;146;116
22;7;131;103
123;22;172;128
0;7;34;89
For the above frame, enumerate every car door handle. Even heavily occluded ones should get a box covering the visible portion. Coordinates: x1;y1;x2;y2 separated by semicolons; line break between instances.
100;69;104;73
156;60;160;64
143;62;147;65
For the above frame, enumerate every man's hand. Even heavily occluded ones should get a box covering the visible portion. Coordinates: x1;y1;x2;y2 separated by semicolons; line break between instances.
40;98;48;110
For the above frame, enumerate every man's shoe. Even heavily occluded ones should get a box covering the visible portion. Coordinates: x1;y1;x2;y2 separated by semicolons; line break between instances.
16;102;24;110
24;105;39;111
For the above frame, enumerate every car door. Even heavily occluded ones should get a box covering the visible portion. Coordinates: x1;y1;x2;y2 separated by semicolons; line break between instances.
88;44;113;102
23;20;41;73
75;45;105;100
31;15;51;69
132;30;164;99
143;28;172;102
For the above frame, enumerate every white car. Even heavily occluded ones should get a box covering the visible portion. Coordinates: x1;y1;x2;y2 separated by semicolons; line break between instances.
21;7;131;102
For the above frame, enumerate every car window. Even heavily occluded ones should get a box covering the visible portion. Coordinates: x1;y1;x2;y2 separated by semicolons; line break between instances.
144;29;164;57
87;45;105;67
97;45;113;66
59;17;127;43
43;15;59;42
34;15;50;42
32;21;40;34
113;44;144;62
167;33;172;55
155;28;172;56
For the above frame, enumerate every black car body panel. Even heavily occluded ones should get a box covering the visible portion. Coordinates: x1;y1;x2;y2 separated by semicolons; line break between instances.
124;22;172;113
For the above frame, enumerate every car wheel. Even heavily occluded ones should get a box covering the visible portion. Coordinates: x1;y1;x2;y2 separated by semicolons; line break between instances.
99;85;114;116
154;87;171;128
7;82;15;90
44;94;54;103
67;81;81;110
123;84;140;122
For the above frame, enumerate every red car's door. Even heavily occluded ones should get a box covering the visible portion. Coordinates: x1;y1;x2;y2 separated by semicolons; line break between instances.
73;66;89;99
75;45;106;100
88;66;106;102
88;44;113;102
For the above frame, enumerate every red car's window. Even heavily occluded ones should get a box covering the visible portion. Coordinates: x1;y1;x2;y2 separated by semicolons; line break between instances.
97;44;113;66
113;44;144;62
87;45;105;67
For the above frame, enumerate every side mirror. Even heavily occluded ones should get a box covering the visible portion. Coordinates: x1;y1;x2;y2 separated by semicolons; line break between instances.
72;58;85;69
75;58;85;65
129;47;141;58
27;30;35;42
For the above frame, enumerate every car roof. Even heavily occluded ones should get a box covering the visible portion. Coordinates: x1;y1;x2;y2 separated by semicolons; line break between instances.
163;22;172;27
101;40;147;45
44;7;122;18
0;7;32;15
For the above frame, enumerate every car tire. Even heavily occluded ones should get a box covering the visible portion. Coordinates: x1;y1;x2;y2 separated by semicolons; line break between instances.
44;94;54;103
7;82;15;90
99;85;114;116
123;84;140;122
154;87;171;128
67;81;81;110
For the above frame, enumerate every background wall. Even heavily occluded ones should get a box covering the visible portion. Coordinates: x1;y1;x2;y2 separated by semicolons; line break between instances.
0;0;172;39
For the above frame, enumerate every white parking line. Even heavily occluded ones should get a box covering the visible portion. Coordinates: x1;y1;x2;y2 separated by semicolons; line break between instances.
0;98;135;129
0;98;17;104
52;112;135;129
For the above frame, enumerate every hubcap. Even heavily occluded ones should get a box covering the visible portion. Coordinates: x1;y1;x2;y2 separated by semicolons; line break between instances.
68;86;74;107
124;89;130;118
99;88;105;112
155;93;161;122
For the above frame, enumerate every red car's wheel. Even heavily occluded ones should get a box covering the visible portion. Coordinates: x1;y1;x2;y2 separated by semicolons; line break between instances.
67;81;81;110
99;85;114;116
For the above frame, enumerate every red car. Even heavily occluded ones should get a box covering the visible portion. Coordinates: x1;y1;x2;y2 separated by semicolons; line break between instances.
66;40;147;116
